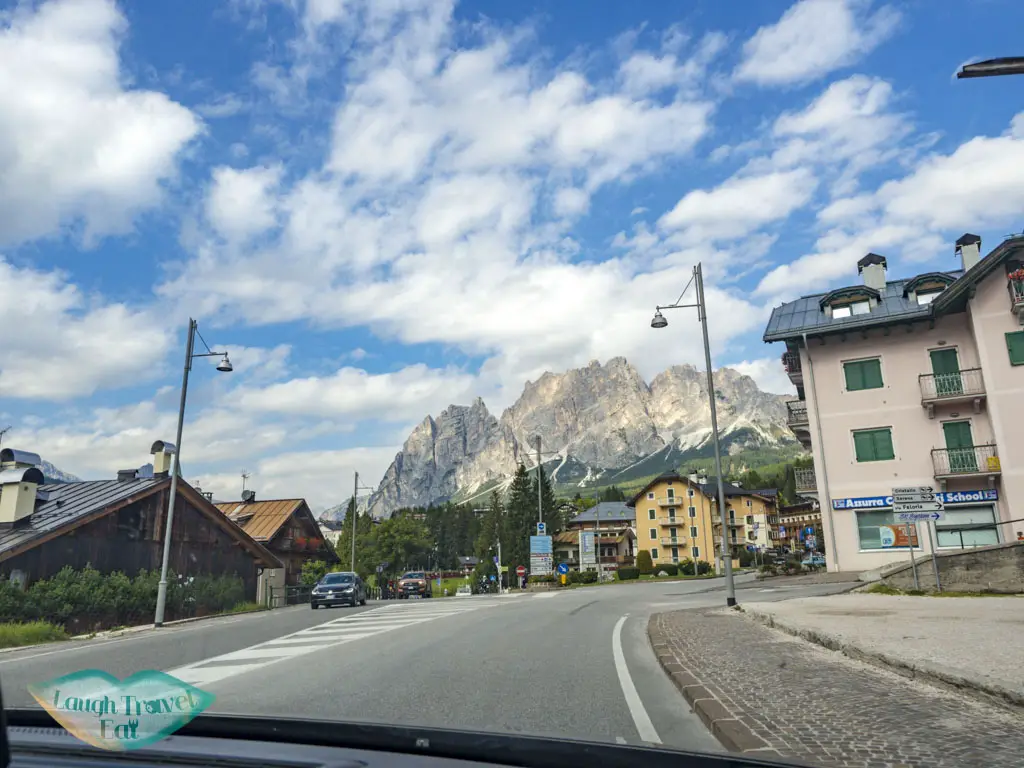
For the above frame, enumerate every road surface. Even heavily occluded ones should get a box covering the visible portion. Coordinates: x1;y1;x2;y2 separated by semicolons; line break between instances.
0;575;855;751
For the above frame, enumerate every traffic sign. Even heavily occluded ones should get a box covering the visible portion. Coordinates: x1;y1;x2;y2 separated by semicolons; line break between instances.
893;501;943;513
556;563;569;575
493;556;499;565
893;486;936;496
537;522;547;535
893;487;937;503
516;565;527;577
896;511;942;522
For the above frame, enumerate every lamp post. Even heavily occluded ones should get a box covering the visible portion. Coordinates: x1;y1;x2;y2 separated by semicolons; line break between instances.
957;58;1024;78
350;472;376;572
650;263;737;607
154;319;233;627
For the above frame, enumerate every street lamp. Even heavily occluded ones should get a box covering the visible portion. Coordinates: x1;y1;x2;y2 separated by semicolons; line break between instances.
154;318;233;627
957;57;1024;78
650;262;737;607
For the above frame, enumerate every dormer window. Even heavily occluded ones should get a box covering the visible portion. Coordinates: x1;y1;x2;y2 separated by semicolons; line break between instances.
916;290;943;305
903;273;954;306
819;286;880;320
832;300;871;318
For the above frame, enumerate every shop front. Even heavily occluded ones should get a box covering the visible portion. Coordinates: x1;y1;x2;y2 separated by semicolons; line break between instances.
830;489;1001;570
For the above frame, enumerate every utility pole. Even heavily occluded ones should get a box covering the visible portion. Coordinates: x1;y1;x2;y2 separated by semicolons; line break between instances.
0;426;11;452
535;435;543;524
594;504;601;581
496;538;503;594
351;471;359;572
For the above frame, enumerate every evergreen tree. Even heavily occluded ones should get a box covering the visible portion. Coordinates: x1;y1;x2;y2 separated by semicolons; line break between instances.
503;464;534;572
474;490;504;563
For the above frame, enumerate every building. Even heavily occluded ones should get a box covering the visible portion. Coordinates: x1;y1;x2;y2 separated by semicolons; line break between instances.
764;234;1024;573
743;488;781;552
625;471;779;568
0;444;281;597
778;497;822;553
554;502;637;571
215;494;339;587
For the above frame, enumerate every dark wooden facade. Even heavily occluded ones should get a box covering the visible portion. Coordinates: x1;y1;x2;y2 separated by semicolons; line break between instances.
268;509;338;586
3;484;276;598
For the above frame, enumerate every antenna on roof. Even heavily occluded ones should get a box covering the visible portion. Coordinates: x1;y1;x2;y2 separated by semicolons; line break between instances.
241;470;251;494
0;425;10;451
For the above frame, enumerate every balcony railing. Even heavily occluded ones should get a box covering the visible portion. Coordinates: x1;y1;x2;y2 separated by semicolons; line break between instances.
786;399;809;427
782;351;803;383
1009;278;1024;314
919;368;985;404
655;496;683;507
794;467;816;493
932;444;1001;478
660;537;686;546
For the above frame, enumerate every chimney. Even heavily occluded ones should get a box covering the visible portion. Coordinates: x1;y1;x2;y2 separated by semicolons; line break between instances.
955;233;982;272
0;448;42;471
0;466;45;527
150;440;176;477
857;253;888;291
687;469;698;483
117;469;138;483
242;489;256;503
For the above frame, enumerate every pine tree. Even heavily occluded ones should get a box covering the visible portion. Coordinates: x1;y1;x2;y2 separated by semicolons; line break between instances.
474;490;503;562
503;464;534;572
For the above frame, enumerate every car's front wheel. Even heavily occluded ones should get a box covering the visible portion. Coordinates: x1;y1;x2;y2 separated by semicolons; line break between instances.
311;603;318;610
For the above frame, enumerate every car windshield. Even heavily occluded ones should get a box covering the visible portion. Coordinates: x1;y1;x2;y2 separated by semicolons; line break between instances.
321;574;354;585
3;3;1017;766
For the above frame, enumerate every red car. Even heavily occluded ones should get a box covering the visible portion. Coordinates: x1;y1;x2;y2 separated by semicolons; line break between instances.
397;571;433;599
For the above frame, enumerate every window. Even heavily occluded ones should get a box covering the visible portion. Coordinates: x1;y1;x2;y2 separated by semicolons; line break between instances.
647;492;654;500
688;505;696;517
649;528;657;540
936;506;999;548
651;548;659;560
844;358;883;391
648;509;656;520
856;510;918;550
692;546;700;558
832;300;870;318
671;546;679;560
853;427;895;462
690;525;698;537
688;488;694;497
668;507;676;516
1006;331;1024;366
917;290;942;305
745;499;752;507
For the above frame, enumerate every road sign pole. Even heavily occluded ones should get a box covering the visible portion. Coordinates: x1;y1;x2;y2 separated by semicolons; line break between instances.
926;521;942;593
906;523;920;590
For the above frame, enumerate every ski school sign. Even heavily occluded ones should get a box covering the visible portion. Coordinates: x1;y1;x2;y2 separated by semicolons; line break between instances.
832;489;998;511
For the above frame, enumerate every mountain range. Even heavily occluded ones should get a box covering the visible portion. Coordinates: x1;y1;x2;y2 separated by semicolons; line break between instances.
366;357;799;517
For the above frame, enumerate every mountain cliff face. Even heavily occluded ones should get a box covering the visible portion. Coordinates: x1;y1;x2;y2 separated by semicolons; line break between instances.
367;357;795;517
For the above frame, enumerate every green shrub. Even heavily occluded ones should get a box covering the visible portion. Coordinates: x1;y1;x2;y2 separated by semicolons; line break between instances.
528;574;555;583
301;560;330;585
616;567;640;580
636;550;654;575
678;559;696;576
0;621;68;649
696;560;712;576
655;563;678;576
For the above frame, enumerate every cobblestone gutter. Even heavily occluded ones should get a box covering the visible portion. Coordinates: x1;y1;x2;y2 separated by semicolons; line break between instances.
648;608;1024;768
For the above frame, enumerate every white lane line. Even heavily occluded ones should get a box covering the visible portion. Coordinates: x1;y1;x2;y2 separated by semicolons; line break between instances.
612;615;661;744
615;736;627;745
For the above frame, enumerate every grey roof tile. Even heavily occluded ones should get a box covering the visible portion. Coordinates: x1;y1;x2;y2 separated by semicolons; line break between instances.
572;502;634;523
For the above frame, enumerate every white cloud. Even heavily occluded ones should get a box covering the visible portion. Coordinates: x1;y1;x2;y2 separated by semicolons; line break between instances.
735;0;900;87
659;169;818;241
729;358;796;396
0;0;201;245
206;165;283;242
234;364;479;422
0;259;172;399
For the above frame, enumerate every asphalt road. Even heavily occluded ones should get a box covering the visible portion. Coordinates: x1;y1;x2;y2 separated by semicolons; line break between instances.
0;575;856;752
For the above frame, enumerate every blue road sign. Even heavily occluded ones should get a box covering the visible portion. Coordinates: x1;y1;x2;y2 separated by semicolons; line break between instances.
556;563;569;575
489;574;496;582
537;522;547;535
493;555;499;565
805;526;815;535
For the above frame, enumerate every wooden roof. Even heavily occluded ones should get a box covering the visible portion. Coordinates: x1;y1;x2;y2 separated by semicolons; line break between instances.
214;498;306;542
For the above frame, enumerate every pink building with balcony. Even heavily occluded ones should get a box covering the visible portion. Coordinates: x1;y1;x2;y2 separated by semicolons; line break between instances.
764;234;1024;573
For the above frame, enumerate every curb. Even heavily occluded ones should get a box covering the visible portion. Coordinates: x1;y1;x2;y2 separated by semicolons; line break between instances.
743;607;1024;713
648;614;778;756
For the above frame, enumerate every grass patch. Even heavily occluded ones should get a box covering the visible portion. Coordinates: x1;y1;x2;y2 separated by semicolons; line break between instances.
0;620;69;649
864;582;1021;597
227;602;267;614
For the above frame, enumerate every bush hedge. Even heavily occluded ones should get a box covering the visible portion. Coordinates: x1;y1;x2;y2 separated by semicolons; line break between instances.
0;566;247;635
528;574;555;583
616;567;640;581
656;563;678;576
636;550;654;575
568;569;598;584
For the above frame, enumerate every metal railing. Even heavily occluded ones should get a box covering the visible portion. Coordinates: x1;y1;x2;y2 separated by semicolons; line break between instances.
931;444;1001;476
919;368;985;401
660;537;685;546
1009;279;1024;310
782;351;802;376
786;399;809;426
655;496;682;507
794;467;816;492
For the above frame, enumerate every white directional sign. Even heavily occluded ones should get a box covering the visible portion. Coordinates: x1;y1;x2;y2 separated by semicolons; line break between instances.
893;485;943;522
893;487;937;503
896;511;943;523
893;501;943;513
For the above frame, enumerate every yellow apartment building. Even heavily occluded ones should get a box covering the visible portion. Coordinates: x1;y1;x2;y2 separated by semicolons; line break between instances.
627;471;780;568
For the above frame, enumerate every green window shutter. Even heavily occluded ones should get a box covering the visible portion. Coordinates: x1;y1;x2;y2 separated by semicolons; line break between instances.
854;428;894;462
1006;332;1024;366
844;359;883;390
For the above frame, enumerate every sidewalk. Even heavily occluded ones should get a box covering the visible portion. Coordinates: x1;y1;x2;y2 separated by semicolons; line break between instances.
649;607;1024;767
742;593;1024;709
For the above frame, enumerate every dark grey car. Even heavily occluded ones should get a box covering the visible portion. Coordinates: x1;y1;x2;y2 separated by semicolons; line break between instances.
311;572;367;609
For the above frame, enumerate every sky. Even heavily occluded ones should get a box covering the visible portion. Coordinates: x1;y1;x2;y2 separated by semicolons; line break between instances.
1;0;1022;512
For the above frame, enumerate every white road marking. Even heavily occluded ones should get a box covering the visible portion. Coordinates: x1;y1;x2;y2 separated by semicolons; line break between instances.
612;615;661;744
167;599;507;686
615;736;627;744
532;592;559;599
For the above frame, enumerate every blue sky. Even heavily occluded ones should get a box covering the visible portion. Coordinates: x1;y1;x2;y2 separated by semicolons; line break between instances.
1;0;1023;510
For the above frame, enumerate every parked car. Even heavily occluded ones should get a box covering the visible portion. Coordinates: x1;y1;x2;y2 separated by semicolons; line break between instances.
397;571;432;599
311;572;367;609
801;554;826;567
